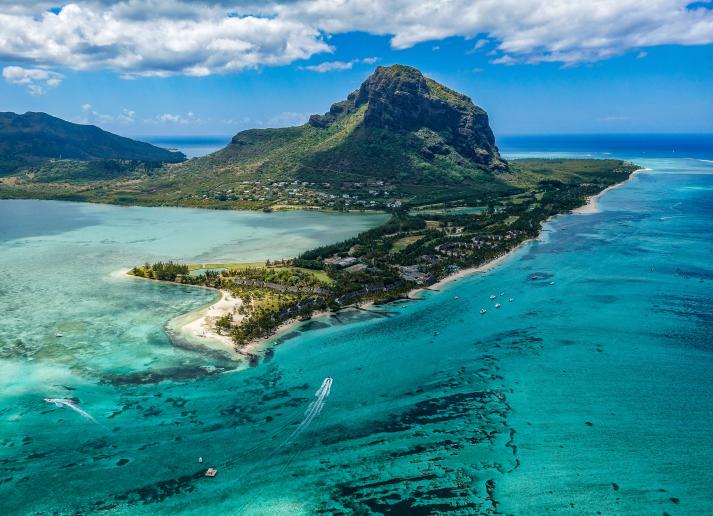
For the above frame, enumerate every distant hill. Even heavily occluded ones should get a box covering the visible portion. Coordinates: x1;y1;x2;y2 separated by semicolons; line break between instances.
0;112;185;173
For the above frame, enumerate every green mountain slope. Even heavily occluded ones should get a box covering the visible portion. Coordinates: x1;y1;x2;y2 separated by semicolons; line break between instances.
194;64;507;184
0;65;635;213
0;111;185;173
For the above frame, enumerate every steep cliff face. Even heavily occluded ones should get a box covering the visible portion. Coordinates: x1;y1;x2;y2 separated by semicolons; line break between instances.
309;64;506;171
188;64;508;196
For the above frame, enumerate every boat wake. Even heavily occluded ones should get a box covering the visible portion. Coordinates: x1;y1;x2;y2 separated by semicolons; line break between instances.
281;377;332;447
44;398;98;424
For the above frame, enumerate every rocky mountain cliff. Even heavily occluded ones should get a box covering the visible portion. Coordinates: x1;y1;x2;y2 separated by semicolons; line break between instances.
212;64;507;187
307;64;506;171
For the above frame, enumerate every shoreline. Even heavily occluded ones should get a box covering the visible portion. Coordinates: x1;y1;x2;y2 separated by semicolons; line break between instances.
123;269;244;356
125;165;646;360
407;240;538;298
407;166;645;297
572;167;648;215
171;289;243;351
123;268;328;359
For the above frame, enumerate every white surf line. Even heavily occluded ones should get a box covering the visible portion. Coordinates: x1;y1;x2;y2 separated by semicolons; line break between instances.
44;398;98;424
280;377;333;447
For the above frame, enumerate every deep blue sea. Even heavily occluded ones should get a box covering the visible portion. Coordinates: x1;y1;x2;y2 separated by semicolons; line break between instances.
142;136;231;158
500;133;713;160
1;135;712;514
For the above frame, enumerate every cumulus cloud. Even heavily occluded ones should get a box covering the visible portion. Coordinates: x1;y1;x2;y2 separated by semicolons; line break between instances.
278;0;713;64
2;66;64;95
0;2;331;77
151;111;204;125
302;56;379;72
0;0;711;79
78;103;136;125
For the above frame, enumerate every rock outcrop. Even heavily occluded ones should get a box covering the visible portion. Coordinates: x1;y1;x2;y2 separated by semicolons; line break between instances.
309;64;506;171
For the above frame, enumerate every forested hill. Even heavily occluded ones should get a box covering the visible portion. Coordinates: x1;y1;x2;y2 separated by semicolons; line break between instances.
0;111;185;173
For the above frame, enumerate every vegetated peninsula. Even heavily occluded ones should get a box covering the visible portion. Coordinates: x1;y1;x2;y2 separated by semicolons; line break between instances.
122;66;639;352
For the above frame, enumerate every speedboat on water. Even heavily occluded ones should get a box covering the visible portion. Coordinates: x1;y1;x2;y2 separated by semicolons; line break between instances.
508;298;513;302
489;295;496;300
480;308;487;314
495;303;502;308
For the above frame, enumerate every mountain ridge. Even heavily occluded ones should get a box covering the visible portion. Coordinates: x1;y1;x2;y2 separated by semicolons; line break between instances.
0;111;185;173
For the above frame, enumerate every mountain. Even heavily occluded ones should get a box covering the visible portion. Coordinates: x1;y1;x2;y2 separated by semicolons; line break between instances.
0;112;185;173
188;64;507;187
307;64;505;170
3;65;550;209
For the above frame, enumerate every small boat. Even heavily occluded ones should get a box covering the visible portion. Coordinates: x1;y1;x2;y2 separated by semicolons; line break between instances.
55;333;63;338
454;296;459;300
489;295;496;300
205;468;218;477
508;298;514;302
495;303;502;308
499;292;505;296
198;457;203;463
480;309;487;314
548;281;555;285
433;331;439;336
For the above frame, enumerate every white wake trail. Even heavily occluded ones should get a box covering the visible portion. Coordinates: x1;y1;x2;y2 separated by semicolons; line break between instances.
281;377;332;446
44;398;98;424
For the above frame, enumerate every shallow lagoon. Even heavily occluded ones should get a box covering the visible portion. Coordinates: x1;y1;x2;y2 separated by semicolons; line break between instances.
1;157;712;514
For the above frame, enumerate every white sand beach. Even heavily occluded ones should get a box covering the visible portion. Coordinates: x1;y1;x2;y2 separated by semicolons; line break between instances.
573;168;648;215
179;290;243;350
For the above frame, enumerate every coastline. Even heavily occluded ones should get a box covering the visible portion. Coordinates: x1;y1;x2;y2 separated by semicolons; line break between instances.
171;289;243;351
126;165;646;359
572;167;648;215
123;269;243;356
408;240;537;298
408;166;645;297
124;267;328;358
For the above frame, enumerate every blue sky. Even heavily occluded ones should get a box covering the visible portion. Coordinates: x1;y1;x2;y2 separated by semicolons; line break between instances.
1;1;712;137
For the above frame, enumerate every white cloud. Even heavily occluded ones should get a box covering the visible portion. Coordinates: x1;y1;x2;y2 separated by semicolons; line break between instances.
469;39;490;53
0;0;711;78
278;0;713;64
303;56;380;72
2;66;64;95
77;104;136;125
118;109;136;123
265;111;308;126
152;111;203;124
0;2;331;77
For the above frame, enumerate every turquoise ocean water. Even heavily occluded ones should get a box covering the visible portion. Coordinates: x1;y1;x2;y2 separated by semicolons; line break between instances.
1;147;712;513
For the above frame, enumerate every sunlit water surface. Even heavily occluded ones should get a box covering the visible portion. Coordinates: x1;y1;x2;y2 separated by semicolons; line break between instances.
1;155;712;514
